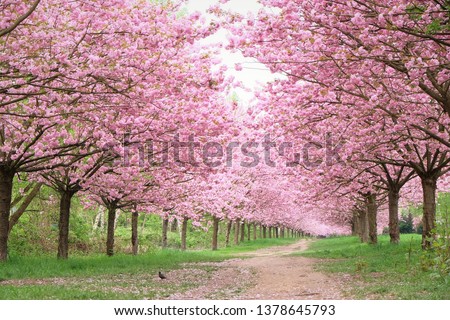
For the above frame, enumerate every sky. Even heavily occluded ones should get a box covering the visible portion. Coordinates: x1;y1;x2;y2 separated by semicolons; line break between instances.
185;0;279;105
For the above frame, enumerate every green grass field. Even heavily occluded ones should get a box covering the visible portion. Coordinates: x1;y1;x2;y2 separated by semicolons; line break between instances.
0;238;296;299
297;235;450;300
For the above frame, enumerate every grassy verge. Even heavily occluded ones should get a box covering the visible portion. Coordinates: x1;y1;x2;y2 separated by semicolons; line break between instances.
297;235;450;300
0;237;296;299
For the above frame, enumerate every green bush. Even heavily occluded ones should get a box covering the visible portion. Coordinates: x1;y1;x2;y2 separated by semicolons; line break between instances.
399;212;414;234
420;199;450;283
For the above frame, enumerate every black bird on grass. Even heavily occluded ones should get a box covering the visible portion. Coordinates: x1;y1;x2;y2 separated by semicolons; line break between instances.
158;271;167;280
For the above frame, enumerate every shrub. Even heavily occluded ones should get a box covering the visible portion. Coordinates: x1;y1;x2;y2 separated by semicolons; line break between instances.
420;208;450;283
399;212;414;234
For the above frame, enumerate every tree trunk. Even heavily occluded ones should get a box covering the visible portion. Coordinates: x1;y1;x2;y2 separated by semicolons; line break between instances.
351;211;360;236
259;223;262;238
181;217;188;251
388;188;400;244
106;205;117;256
280;227;285;238
212;216;219;250
359;209;369;243
234;219;240;245
131;211;139;255
240;221;245;242
275;227;279;238
57;189;76;259
421;177;437;249
0;169;14;261
367;194;378;244
253;223;257;240
247;222;251;241
225;220;232;246
263;225;267;238
268;226;272;238
162;218;169;249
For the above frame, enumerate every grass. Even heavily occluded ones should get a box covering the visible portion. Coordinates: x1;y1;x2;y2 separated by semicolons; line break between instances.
0;237;296;299
297;235;450;300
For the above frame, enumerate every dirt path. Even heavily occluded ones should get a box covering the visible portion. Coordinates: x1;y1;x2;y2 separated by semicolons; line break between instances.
169;239;344;300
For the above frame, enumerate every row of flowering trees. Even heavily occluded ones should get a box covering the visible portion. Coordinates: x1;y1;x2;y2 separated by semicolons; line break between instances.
5;0;447;262
0;0;317;261
221;0;450;248
0;0;234;260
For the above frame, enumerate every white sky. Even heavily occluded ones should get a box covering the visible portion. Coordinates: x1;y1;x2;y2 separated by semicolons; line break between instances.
185;0;280;105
